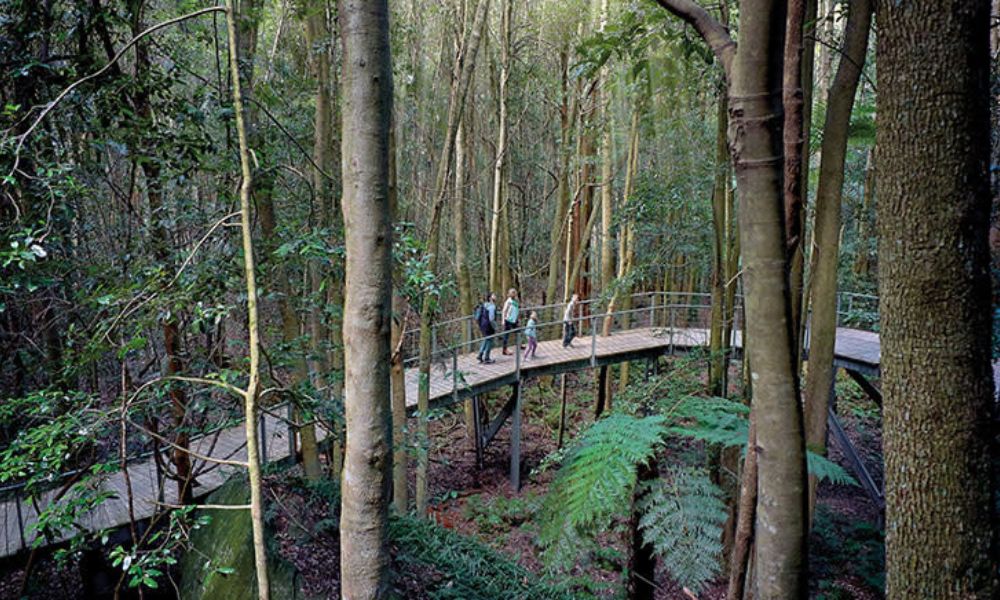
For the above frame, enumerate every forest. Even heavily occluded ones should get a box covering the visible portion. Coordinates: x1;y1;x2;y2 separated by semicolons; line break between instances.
0;0;997;598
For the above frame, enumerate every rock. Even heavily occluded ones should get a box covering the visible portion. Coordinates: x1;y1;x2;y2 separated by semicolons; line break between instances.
180;474;299;600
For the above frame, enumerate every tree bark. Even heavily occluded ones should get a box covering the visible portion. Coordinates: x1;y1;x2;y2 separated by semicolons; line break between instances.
653;5;809;594
708;94;730;398
802;0;872;519
339;1;394;597
783;0;808;354
876;0;999;596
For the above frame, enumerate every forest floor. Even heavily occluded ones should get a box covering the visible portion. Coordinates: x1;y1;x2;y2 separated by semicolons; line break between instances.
0;365;885;600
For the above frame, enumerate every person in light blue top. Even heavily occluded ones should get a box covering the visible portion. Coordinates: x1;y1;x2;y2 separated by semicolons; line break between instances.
501;288;520;355
524;311;538;359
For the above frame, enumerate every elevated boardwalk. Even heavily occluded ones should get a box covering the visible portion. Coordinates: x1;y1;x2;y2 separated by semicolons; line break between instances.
1;292;883;559
403;326;881;408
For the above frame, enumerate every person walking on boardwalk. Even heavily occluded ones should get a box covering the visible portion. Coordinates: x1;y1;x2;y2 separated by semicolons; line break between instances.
524;311;539;359
562;293;579;348
476;292;498;364
501;288;521;355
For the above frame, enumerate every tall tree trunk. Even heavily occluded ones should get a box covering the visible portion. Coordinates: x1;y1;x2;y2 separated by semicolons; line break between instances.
415;0;489;515
301;0;334;481
488;0;512;295
545;46;574;314
389;122;408;514
708;93;730;398
223;1;270;595
339;1;394;597
731;7;809;594
455;115;478;441
802;0;872;519
654;0;809;593
783;0;808;355
876;0;998;595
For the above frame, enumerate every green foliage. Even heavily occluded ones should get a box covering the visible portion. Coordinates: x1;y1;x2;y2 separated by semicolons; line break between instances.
807;451;858;487
811;504;885;596
665;395;750;448
389;514;584;600
463;492;542;535
637;467;727;593
540;413;667;546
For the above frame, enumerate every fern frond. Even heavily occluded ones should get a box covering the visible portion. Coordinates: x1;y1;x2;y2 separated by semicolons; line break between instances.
637;467;728;594
540;413;667;550
807;450;859;486
666;396;749;448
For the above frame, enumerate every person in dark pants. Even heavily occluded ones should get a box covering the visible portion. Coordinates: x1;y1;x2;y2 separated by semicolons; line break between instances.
562;293;579;348
476;292;497;363
501;288;520;355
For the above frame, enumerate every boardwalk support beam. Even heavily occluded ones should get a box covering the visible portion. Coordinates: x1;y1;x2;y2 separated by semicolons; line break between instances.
827;407;885;515
510;382;522;491
844;368;882;408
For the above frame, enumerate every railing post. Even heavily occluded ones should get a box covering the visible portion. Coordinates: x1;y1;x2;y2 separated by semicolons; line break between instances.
452;348;459;403
669;304;676;354
15;488;26;551
287;402;295;462
515;330;521;379
590;316;597;367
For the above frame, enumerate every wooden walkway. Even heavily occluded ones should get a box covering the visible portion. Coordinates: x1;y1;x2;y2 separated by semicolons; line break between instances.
0;412;318;559
404;326;882;408
1;326;880;560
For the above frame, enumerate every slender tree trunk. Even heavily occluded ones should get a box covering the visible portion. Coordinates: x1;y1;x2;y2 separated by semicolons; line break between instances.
708;94;730;397
784;0;808;354
731;7;809;593
388;123;408;514
223;1;270;595
802;0;872;519
726;418;757;600
545;47;574;314
627;462;658;600
415;0;489;515
876;1;999;595
488;0;512;295
339;1;394;597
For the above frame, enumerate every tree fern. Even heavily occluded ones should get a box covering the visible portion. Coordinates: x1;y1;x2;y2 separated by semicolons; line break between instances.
540;413;666;547
665;396;749;448
637;467;728;594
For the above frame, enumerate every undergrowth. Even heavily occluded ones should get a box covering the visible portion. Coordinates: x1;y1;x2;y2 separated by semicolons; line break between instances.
389;514;586;600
